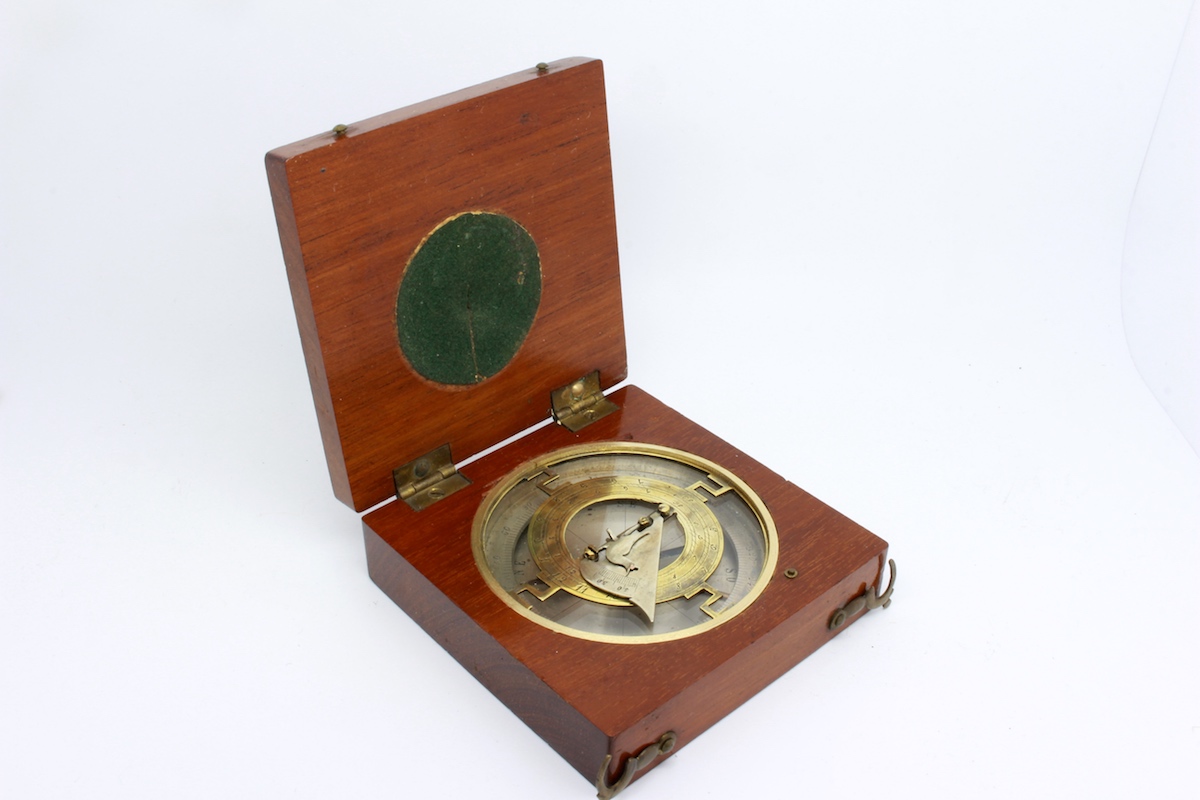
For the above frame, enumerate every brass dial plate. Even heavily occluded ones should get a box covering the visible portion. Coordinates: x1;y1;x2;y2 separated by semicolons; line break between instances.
471;442;778;643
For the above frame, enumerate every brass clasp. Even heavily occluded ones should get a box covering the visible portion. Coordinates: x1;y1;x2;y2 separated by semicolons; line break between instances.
595;731;677;799
829;559;896;630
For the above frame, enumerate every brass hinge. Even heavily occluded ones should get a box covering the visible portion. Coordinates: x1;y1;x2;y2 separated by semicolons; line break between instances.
551;371;619;432
393;444;471;511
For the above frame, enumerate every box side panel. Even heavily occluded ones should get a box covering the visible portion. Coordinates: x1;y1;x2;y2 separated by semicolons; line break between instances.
266;57;598;163
265;152;352;504
363;522;609;781
604;547;889;789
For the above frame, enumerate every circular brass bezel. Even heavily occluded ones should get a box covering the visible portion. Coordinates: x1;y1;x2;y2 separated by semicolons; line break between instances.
470;441;779;644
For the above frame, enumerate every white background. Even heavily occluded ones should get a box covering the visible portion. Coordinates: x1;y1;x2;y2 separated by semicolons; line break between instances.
2;2;1197;798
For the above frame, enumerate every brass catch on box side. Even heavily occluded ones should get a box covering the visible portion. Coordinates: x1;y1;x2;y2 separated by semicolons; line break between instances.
595;731;677;799
393;444;470;511
829;558;896;630
552;371;619;432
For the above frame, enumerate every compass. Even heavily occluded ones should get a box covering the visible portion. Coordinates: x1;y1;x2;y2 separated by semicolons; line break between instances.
267;57;894;797
472;442;778;643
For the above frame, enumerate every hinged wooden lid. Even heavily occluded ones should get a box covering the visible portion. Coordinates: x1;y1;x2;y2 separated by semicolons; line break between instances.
267;58;628;511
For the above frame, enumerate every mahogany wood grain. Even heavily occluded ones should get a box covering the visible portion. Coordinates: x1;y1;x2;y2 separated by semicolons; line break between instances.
267;58;627;511
269;59;892;792
363;385;889;788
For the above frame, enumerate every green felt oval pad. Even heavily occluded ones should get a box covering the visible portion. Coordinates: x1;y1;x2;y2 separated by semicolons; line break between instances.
396;212;542;385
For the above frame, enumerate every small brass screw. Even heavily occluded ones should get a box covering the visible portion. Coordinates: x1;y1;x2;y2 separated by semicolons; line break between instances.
536;62;549;73
784;568;798;579
332;124;348;136
414;459;430;479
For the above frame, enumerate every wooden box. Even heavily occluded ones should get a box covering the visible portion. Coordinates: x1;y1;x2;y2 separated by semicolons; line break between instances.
266;57;893;797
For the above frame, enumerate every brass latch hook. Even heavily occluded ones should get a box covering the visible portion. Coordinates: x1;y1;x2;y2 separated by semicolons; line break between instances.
595;731;677;799
829;558;896;630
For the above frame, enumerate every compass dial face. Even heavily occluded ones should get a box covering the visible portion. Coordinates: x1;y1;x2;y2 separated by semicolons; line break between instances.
471;442;778;643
